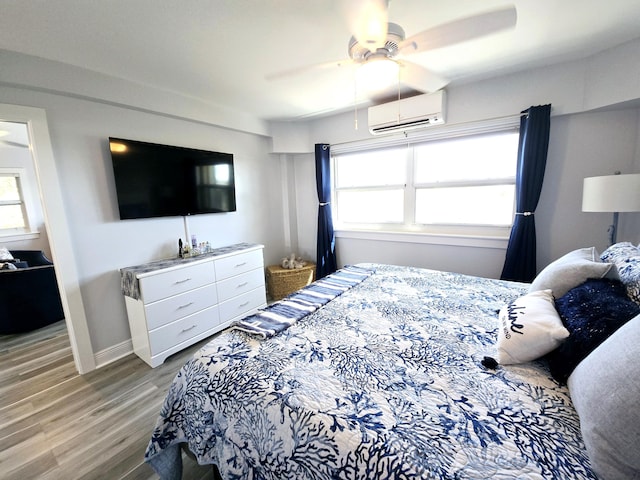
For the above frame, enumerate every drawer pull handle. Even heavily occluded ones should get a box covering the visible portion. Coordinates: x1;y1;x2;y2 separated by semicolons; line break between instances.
238;301;250;308
174;278;192;284
235;262;247;267
178;302;194;309
181;324;197;333
237;282;248;288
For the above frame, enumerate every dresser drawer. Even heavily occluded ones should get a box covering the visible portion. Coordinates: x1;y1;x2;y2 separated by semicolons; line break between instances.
216;267;265;303
215;249;263;281
139;261;215;304
218;287;267;323
148;306;219;355
145;283;218;330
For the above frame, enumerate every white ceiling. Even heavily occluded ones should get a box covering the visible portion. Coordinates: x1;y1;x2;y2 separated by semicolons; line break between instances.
1;0;640;122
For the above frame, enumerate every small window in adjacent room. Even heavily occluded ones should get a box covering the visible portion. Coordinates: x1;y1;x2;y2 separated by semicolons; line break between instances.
0;169;30;233
332;128;519;237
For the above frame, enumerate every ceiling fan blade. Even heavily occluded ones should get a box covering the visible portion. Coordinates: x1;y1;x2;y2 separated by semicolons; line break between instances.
399;5;517;54
398;60;448;93
344;0;389;51
266;58;354;81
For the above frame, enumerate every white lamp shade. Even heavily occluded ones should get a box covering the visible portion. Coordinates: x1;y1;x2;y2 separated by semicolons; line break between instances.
582;174;640;212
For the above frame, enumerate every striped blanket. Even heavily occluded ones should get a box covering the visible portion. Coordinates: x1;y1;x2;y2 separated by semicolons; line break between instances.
231;265;374;338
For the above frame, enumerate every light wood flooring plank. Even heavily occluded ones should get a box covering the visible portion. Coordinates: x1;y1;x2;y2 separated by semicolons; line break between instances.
0;358;79;407
3;449;60;480
0;320;67;352
0;321;220;479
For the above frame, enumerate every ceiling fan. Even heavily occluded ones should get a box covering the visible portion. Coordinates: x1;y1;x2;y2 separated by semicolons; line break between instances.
267;1;517;94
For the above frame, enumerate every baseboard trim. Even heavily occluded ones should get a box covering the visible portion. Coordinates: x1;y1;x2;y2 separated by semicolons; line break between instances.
94;339;134;369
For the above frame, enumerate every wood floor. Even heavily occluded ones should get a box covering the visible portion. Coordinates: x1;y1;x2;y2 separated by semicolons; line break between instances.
0;321;215;480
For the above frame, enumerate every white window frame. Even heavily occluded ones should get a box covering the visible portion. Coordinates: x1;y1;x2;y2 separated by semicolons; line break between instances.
330;117;521;246
0;167;39;241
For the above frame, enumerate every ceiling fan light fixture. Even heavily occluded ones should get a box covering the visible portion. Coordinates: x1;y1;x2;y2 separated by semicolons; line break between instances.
356;15;387;49
349;22;405;60
348;0;389;51
356;57;400;93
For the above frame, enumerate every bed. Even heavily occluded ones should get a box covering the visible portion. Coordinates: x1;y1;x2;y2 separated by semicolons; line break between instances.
145;245;640;480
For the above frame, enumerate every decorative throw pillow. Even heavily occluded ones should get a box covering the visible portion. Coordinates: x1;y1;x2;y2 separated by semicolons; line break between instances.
600;241;640;263
496;289;569;365
600;243;640;305
529;247;618;297
567;314;640;480
547;278;640;383
614;256;640;305
0;247;14;261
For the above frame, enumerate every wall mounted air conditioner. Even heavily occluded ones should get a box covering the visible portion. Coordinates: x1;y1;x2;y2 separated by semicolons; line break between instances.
368;90;446;135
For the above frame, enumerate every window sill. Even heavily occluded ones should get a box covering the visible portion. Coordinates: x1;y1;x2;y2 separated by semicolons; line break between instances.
334;229;509;249
0;231;41;243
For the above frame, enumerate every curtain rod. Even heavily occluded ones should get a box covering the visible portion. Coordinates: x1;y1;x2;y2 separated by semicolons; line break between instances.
330;111;529;149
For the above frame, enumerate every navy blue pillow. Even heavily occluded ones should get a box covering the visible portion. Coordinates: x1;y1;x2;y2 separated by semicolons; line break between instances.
547;278;640;383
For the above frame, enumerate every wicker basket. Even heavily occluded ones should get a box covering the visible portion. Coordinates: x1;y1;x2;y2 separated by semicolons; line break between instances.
266;263;316;300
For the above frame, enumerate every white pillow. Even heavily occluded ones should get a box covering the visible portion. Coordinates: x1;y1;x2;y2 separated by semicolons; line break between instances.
0;247;14;261
529;247;618;297
568;314;640;480
496;289;570;365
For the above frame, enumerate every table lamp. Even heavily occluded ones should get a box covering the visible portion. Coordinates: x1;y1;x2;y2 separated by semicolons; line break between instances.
582;172;640;245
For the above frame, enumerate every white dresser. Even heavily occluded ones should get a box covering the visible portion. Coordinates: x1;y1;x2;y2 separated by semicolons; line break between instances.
120;243;266;367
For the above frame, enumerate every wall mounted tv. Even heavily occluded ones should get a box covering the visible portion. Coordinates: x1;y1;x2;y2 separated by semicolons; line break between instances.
109;137;236;220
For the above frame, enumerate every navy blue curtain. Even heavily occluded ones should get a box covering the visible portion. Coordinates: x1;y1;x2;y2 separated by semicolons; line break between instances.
315;143;337;279
501;104;552;283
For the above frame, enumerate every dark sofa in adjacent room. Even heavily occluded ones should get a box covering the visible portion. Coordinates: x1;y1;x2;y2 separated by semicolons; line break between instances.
0;250;65;334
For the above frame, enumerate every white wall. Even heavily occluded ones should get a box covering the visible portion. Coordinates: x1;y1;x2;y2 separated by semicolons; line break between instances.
0;86;286;358
538;109;640;262
0;50;270;137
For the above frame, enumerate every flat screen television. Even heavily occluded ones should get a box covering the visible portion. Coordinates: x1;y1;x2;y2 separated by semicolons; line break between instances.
109;137;236;220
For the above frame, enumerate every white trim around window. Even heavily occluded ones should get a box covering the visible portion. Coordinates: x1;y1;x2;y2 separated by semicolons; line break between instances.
331;116;519;242
335;229;510;249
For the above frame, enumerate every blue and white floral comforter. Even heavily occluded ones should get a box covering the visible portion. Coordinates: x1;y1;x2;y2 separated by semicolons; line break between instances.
145;264;596;479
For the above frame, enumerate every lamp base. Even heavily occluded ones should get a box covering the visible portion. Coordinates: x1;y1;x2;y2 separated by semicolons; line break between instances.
607;211;619;246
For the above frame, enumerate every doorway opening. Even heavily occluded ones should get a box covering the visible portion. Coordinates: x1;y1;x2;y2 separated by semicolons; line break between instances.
0;104;95;373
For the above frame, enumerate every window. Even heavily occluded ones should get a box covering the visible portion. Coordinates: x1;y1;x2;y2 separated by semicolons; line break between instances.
334;146;407;224
0;169;30;233
332;129;519;237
